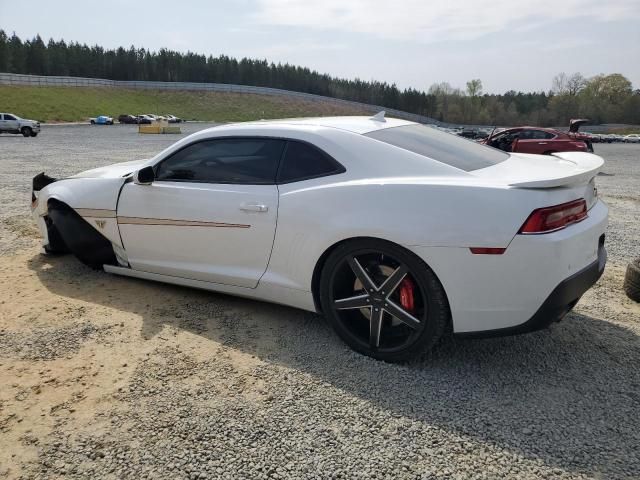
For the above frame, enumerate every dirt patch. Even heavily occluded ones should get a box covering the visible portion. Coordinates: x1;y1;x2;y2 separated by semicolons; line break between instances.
2;215;41;239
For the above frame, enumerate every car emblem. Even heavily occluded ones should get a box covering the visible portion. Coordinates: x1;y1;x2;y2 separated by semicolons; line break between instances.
95;220;106;229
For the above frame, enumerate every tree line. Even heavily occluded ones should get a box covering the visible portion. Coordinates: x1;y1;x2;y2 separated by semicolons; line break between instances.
0;31;638;126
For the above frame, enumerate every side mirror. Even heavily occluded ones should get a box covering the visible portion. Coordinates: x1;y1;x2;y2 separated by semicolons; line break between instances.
135;166;155;185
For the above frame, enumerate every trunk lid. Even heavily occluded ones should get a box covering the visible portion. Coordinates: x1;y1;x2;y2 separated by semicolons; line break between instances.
472;151;604;189
569;118;590;133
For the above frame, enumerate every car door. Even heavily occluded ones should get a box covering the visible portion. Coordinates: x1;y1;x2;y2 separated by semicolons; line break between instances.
116;137;285;288
0;114;16;132
513;129;555;154
4;114;20;131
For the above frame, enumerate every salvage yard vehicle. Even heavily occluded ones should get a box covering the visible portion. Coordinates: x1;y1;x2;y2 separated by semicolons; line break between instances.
136;114;154;124
482;125;592;155
118;114;138;124
31;114;608;361
90;115;114;125
0;112;40;137
624;134;640;143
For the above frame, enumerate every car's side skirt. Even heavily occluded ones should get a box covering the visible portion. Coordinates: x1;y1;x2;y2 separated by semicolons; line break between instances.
103;265;317;313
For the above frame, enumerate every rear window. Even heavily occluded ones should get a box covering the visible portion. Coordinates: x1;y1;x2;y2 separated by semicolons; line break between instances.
365;124;508;172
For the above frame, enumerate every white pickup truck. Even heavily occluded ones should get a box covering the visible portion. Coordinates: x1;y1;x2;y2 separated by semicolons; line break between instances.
0;113;41;137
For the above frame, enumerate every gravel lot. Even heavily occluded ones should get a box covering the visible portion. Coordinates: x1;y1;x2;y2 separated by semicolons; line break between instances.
0;125;639;479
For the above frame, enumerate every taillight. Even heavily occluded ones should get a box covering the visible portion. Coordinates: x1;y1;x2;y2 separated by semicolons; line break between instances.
519;199;587;234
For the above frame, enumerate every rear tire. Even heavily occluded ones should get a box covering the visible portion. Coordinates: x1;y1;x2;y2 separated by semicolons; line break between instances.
21;127;32;137
319;238;450;362
624;258;640;303
90;120;95;125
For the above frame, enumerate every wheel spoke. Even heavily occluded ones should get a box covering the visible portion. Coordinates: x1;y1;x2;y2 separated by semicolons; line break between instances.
384;300;421;329
347;256;377;292
379;264;408;297
334;293;370;310
369;307;384;348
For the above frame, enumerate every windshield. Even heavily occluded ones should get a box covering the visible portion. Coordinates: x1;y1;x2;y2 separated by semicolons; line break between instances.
365;124;508;172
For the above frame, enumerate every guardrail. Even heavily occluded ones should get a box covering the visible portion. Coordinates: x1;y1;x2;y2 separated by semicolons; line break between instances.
0;72;440;125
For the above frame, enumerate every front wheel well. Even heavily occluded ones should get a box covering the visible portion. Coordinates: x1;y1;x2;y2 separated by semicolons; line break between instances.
46;199;117;268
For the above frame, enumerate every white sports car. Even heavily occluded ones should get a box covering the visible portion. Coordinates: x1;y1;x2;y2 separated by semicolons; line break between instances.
31;114;607;361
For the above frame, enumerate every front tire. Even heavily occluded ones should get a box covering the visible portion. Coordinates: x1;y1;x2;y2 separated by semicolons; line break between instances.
21;127;32;137
319;239;450;362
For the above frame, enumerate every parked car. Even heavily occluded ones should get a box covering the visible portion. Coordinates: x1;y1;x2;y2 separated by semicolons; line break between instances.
164;114;182;123
118;114;138;124
458;128;480;139
0;112;40;137
482;123;591;155
136;115;154;124
90;116;114;125
624;134;640;143
31;115;607;361
581;132;600;143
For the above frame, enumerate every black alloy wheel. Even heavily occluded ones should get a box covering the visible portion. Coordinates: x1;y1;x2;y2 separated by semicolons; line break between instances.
320;239;449;362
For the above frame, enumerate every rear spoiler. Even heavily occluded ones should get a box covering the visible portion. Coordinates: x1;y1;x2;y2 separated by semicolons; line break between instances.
509;152;604;188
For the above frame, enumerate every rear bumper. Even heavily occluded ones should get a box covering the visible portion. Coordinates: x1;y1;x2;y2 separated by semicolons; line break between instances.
457;234;606;338
409;199;608;334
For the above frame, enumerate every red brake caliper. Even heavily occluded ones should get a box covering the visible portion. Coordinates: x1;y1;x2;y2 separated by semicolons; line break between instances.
399;277;416;313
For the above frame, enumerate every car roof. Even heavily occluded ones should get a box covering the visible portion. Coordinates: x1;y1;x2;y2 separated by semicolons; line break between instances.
236;116;416;135
502;126;559;133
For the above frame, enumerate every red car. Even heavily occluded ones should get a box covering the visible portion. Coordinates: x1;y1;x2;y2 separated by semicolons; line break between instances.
482;119;593;155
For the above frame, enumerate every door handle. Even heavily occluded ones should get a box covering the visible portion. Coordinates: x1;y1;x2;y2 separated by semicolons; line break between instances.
538;142;547;145
240;203;268;212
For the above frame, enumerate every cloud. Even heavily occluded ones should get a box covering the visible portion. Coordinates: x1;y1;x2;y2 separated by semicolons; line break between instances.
254;41;347;58
253;0;640;43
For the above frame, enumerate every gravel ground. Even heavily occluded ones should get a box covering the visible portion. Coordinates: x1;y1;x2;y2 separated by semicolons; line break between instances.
0;126;639;479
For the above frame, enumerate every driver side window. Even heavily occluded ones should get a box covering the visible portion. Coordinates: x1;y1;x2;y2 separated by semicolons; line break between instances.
155;138;285;184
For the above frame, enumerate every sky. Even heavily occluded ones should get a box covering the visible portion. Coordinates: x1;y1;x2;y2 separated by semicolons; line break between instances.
1;0;639;94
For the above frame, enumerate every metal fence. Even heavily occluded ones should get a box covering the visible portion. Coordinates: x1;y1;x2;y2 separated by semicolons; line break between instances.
0;72;440;125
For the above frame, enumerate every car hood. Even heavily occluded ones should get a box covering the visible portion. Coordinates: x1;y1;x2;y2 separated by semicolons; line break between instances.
70;160;148;179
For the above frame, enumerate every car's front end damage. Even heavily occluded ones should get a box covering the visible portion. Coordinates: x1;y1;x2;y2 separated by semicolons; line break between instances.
30;161;145;269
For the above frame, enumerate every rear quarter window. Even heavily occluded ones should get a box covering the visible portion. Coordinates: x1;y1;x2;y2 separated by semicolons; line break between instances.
277;141;345;183
365;124;508;172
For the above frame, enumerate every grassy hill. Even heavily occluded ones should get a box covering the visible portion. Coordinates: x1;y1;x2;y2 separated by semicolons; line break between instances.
0;85;369;123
